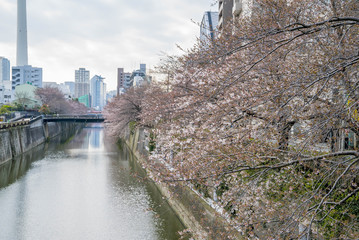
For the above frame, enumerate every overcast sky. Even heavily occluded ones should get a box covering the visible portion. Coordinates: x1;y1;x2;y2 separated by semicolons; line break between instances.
0;0;216;91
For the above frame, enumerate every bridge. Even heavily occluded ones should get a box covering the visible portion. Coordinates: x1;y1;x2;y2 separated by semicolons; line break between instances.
43;114;105;123
0;114;105;129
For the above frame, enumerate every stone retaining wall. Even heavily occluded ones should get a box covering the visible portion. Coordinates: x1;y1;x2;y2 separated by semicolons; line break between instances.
0;119;82;166
125;129;242;240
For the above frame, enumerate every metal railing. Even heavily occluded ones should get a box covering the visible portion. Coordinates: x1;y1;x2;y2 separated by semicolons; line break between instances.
0;114;104;129
42;114;104;123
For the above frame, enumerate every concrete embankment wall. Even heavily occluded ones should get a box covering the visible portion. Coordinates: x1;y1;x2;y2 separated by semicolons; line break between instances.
125;129;242;240
0;119;82;166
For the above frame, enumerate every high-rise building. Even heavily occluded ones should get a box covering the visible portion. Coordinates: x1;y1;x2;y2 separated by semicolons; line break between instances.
123;73;131;89
90;75;106;110
218;0;234;31
140;64;146;74
200;11;219;46
12;65;42;90
12;0;43;91
0;57;10;81
0;56;12;103
117;68;131;95
130;69;151;87
218;0;253;31
117;68;124;95
75;68;90;98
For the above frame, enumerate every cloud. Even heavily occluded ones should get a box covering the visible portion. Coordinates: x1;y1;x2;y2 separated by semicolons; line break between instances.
0;0;213;90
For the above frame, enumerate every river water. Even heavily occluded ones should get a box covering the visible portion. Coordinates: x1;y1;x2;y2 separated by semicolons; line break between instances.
0;126;185;240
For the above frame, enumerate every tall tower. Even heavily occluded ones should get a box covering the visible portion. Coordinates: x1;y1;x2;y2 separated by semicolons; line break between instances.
17;0;28;66
12;0;43;91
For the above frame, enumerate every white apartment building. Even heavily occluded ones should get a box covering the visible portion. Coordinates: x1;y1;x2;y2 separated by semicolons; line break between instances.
12;65;43;90
75;68;90;98
0;81;13;104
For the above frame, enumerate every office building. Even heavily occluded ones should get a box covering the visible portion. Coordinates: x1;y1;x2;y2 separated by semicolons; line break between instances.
0;57;12;103
0;57;10;81
123;73;132;89
200;11;219;46
131;68;151;87
90;75;106;110
117;68;131;95
75;68;90;98
117;68;124;95
140;64;146;74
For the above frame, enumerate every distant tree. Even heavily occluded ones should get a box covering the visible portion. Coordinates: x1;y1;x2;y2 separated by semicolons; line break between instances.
0;105;11;114
35;86;67;113
14;91;32;110
38;104;50;114
35;86;87;114
103;85;149;138
67;99;88;114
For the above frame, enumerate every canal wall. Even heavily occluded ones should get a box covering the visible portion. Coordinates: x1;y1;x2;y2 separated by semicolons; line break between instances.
125;129;242;240
0;118;82;166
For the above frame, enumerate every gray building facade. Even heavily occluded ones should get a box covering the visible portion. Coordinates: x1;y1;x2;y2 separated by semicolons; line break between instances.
218;0;234;31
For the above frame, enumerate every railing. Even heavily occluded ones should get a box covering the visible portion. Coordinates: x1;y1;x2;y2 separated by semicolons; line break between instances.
43;114;105;123
0;118;31;129
43;114;103;119
0;114;104;129
0;116;43;130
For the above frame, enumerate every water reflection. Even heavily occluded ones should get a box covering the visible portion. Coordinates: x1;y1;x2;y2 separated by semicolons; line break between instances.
0;126;185;240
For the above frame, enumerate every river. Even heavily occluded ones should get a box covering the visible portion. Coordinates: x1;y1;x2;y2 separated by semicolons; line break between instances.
0;126;186;240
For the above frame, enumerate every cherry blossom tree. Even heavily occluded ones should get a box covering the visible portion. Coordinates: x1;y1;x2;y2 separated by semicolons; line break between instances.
103;85;153;138
139;0;359;239
105;0;358;238
35;86;87;114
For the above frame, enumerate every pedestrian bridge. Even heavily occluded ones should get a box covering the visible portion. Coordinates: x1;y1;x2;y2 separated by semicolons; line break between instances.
43;114;105;123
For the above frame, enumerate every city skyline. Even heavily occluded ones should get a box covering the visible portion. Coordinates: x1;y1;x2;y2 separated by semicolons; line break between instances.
0;0;214;91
